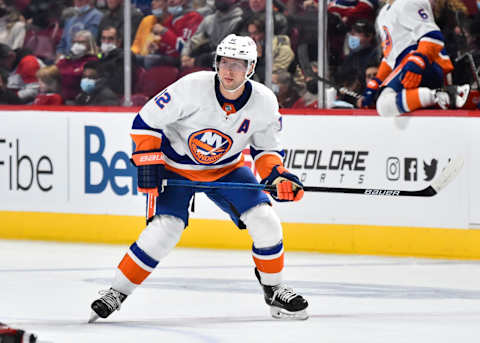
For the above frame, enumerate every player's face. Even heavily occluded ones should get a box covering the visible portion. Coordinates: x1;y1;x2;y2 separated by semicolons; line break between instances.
218;57;248;91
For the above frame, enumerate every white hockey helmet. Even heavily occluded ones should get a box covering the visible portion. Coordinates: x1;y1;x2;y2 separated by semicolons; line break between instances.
215;34;257;81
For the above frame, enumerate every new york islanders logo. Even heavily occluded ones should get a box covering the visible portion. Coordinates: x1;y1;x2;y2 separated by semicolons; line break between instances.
188;129;233;164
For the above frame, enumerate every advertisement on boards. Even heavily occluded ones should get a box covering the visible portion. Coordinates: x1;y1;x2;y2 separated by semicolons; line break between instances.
0;111;474;229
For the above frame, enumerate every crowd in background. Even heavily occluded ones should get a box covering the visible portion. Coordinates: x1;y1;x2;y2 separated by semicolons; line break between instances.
0;0;479;108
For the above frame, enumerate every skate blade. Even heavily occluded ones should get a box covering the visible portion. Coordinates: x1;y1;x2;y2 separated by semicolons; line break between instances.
270;306;309;320
88;311;100;323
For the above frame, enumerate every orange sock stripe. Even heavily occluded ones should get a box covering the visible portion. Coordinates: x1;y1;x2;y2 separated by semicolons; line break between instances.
118;254;151;285
406;89;422;112
147;194;156;220
253;252;284;273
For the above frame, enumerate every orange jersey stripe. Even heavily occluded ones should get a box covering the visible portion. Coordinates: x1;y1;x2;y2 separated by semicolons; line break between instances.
417;40;443;62
434;55;454;74
118;254;151;285
131;134;162;152
255;154;283;180
164;156;244;182
253;252;284;273
377;59;392;82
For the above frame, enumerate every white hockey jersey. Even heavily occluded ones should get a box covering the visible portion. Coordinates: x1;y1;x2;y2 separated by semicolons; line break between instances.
131;71;285;181
376;0;451;71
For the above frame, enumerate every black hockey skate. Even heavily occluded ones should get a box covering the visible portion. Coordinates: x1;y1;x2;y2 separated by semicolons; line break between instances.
254;268;309;320
89;288;127;323
434;84;470;109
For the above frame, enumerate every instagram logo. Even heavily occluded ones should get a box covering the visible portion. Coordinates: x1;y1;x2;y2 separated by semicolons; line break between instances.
386;157;400;180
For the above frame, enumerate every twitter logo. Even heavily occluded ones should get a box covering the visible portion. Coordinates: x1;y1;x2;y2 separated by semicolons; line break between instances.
423;159;438;181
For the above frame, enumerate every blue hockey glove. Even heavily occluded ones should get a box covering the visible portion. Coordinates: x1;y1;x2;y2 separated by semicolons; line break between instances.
261;165;304;202
401;52;428;89
360;77;381;108
131;150;165;196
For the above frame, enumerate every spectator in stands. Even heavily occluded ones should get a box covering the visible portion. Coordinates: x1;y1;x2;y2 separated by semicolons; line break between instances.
132;0;170;55
192;0;214;16
97;0;144;43
98;25;139;96
237;0;288;35
339;19;380;81
246;14;294;83
293;1;348;91
33;65;64;105
355;61;378;107
272;69;299;108
0;1;26;50
327;0;379;27
56;30;99;103
333;66;361;108
0;42;44;103
75;60;120;105
56;0;104;57
133;0;155;15
291;61;318;108
150;0;203;63
23;0;63;65
181;0;242;68
0;67;21;103
451;11;480;86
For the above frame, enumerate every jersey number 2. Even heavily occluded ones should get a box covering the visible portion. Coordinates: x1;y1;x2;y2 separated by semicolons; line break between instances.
155;91;171;109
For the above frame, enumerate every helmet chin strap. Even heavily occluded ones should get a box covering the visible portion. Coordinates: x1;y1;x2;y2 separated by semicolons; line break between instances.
216;63;255;93
219;78;248;93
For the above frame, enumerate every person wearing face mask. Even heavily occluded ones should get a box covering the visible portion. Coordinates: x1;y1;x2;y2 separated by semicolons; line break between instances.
338;19;380;85
154;0;203;58
75;60;120;106
97;0;143;45
97;25;140;96
131;0;172;56
181;0;243;68
133;0;204;68
56;0;104;57
56;30;99;103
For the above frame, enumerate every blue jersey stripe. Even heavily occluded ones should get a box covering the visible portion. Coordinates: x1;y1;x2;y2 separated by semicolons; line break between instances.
250;146;285;161
421;30;445;43
132;114;163;135
130;242;159;268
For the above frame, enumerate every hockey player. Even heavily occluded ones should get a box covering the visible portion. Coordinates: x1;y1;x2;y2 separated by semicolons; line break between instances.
359;0;470;115
89;34;309;321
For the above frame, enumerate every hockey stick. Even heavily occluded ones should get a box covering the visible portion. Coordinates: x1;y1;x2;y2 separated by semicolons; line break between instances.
296;42;362;100
311;74;362;100
162;156;464;197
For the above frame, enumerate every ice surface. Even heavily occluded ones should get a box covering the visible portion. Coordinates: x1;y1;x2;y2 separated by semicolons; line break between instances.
1;240;480;343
